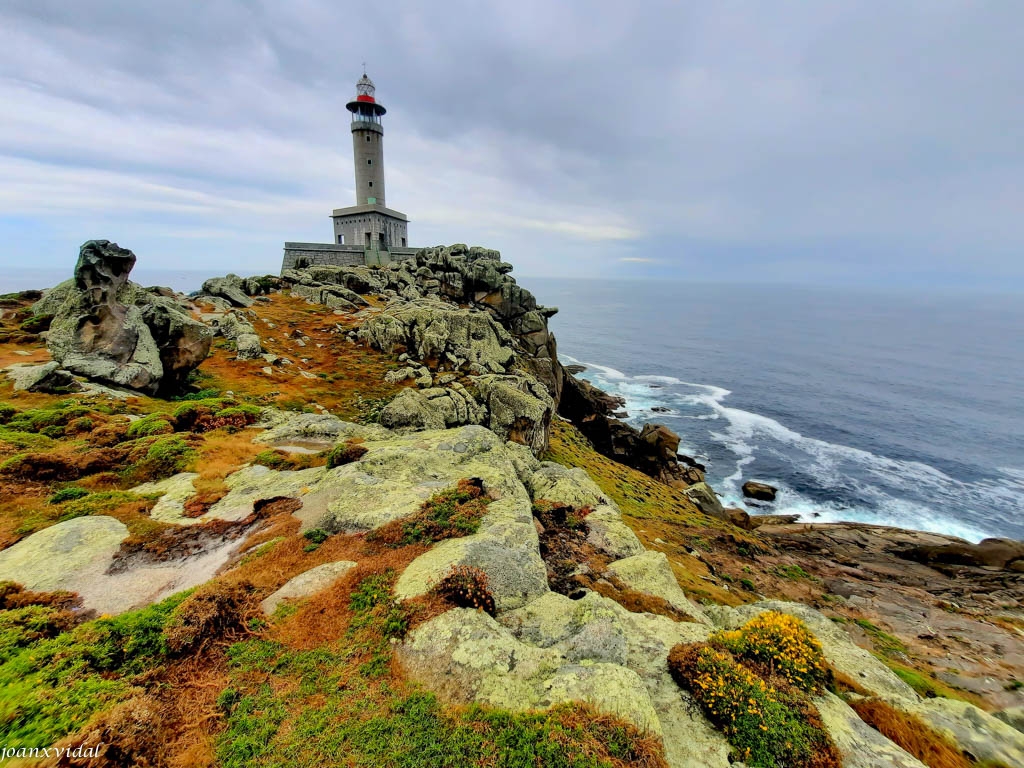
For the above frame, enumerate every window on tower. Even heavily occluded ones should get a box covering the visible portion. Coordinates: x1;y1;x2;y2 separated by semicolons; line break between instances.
367;159;372;165
368;181;373;187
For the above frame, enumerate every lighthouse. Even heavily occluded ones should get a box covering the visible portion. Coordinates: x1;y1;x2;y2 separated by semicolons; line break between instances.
282;72;413;270
347;72;387;207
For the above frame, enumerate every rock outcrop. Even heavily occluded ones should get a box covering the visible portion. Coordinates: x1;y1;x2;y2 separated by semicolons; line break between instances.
742;480;778;501
37;240;212;394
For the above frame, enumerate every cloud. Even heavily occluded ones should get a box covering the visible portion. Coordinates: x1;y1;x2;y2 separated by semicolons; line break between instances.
0;1;1022;287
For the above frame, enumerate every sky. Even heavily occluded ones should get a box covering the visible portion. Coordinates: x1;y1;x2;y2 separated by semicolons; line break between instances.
0;1;1022;289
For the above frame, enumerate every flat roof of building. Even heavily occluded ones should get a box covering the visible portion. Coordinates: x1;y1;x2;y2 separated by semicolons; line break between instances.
331;203;408;221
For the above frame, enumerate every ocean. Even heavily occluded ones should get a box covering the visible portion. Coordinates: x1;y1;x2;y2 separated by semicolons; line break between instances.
528;277;1024;543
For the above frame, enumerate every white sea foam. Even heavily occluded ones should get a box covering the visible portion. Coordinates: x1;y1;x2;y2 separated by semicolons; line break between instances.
559;353;1016;543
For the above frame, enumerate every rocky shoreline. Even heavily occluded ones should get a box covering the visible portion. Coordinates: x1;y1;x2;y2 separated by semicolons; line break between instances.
0;240;1021;766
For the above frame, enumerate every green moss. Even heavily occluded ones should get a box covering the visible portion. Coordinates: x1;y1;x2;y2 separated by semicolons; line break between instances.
369;480;489;547
773;564;814;581
325;440;368;469
172;387;222;402
0;590;190;747
0;428;54;451
18;314;52;334
126;413;175;438
882;659;970;702
0;404;16;425
47;486;90;504
301;528;331;552
854;618;908;659
127;435;194;481
5;403;92;432
0;605;75;664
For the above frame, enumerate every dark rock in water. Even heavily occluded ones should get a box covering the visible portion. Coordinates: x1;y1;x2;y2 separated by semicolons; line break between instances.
564;364;586;375
898;538;1024;572
651;406;671;413
742;480;778;502
677;454;707;472
36;240;213;395
611;410;629;418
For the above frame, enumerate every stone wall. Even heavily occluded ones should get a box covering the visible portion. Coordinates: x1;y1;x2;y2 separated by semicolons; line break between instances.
280;243;421;271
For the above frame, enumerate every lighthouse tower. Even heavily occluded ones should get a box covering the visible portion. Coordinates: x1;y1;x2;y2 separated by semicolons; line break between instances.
281;71;412;271
347;72;387;207
328;72;409;254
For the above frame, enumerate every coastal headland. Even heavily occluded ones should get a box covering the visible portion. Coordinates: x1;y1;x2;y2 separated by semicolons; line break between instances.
0;240;1020;767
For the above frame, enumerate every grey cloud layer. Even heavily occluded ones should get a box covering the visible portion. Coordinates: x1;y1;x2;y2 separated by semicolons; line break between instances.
0;0;1021;285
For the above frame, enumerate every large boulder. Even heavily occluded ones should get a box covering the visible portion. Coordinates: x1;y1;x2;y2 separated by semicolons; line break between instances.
359;298;515;374
742;480;778;501
380;385;486;431
213;311;262;360
200;274;252;307
898;537;1024;572
473;373;554;455
38;240;212;394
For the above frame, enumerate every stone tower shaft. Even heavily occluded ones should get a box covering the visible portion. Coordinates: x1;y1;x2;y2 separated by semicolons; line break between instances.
346;73;386;207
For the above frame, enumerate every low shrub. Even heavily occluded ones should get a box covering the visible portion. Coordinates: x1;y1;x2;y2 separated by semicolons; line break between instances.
325;440;368;468
432;565;496;616
65;416;95;435
302;528;331;552
253;448;323;472
0;404;15;424
128;436;194;482
368;478;489;547
849;698;972;768
40;424;65;439
712;611;831;692
5;404;91;432
48;486;90;504
163;581;256;655
0;590;189;747
18;314;52;333
668;642;840;768
126;413;175;439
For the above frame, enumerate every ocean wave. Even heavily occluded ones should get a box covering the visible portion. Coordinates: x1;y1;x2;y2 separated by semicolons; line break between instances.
560;353;1018;543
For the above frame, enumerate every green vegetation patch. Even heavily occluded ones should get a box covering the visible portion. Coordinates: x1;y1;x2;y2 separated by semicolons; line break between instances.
712;611;831;692
854;618;908;659
668;643;840;768
216;572;665;768
0;590;190;748
4;402;92;433
126;413;176;439
0;427;55;452
368;478;490;547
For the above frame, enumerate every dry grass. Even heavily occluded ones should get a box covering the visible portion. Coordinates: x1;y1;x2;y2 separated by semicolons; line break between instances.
849;698;973;768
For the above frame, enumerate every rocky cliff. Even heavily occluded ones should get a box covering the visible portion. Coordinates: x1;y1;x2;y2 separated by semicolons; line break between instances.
0;241;1020;768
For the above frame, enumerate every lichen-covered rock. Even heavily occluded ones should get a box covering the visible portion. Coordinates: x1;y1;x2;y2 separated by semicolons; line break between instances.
130;472;202;524
359;298;515;374
214;311;262;360
893;696;1024;766
200;274;252;307
0;516;128;596
254;410;392;446
681;482;725;518
995;705;1024;735
814;692;928;768
380;385;486;431
606;551;710;625
704;600;918;700
473;373;554;455
38;240;212;394
398;608;664;737
526;462;645;559
260;560;357;614
5;361;80;393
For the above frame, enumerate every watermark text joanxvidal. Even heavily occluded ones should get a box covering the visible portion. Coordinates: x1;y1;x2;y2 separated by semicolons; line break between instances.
1;744;103;760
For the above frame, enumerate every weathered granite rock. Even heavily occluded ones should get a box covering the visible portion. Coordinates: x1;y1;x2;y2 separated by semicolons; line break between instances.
5;361;80;393
742;480;778;501
995;705;1024;734
130;473;201;525
261;560;357;614
898;537;1024;572
814;692;927;768
473;373;554;456
380;385;485;432
38;241;212;394
214;311;262;360
399;593;729;765
526;462;645;559
359;298;515;374
254;410;392;446
398;608;665;737
606;550;709;624
0;516;128;596
200;274;253;307
893;696;1024;766
681;482;725;518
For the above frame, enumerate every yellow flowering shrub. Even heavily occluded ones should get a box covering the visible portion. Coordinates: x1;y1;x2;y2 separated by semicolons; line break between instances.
668;642;840;768
713;611;831;692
